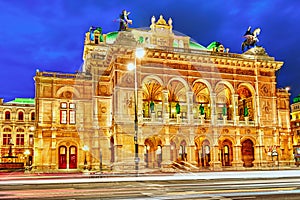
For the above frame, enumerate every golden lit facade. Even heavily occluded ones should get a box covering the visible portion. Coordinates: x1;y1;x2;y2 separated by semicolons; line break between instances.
0;98;35;168
33;15;293;172
290;94;300;165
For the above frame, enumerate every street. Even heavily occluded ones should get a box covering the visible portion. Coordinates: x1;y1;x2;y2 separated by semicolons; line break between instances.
1;170;300;199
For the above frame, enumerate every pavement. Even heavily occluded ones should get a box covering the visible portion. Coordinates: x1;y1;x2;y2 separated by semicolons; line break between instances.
1;169;300;183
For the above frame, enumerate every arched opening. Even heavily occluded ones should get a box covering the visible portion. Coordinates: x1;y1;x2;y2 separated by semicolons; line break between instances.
142;79;162;119
179;140;187;161
192;82;211;120
5;111;10;120
201;140;211;167
69;146;77;169
144;136;162;168
168;80;187;120
58;146;67;169
221;139;233;166
18;111;24;121
237;86;254;121
31;112;35;121
242;139;254;167
215;83;233;120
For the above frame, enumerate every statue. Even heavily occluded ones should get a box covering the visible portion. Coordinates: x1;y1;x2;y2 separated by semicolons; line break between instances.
89;26;103;42
150;101;155;113
241;26;261;52
244;106;249;117
118;10;132;31
176;103;181;114
222;104;227;116
199;104;205;115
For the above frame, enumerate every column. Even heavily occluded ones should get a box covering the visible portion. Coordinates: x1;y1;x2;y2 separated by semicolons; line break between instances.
231;129;243;169
161;126;172;172
233;94;239;125
187;91;194;124
209;130;222;171
211;93;217;125
162;90;169;123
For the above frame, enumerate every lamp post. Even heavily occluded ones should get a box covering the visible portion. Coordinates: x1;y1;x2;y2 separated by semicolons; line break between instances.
24;149;30;172
83;145;89;170
127;47;145;174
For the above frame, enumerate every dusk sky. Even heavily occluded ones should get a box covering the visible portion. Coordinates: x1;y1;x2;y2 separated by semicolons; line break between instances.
0;1;299;102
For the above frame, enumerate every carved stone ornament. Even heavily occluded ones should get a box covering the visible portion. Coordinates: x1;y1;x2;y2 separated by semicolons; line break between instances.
244;46;268;56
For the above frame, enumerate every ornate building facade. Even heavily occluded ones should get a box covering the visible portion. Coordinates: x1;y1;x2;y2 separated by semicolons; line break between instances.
290;94;300;165
33;15;293;172
0;98;35;168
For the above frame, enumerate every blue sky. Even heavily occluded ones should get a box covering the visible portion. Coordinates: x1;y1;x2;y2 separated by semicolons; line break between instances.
0;1;299;101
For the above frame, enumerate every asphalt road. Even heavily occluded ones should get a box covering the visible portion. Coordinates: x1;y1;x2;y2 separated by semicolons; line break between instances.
1;171;300;199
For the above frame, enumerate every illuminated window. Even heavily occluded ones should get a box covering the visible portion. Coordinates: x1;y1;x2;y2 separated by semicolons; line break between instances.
16;134;24;145
29;134;34;146
5;111;10;120
2;134;11;145
60;102;76;125
31;112;35;121
60;110;67;124
18;111;24;121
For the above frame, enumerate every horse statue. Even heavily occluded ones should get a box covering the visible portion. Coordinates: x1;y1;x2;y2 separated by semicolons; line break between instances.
241;26;261;52
118;10;132;31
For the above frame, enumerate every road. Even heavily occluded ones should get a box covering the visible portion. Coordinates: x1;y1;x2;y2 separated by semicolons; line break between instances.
1;170;300;199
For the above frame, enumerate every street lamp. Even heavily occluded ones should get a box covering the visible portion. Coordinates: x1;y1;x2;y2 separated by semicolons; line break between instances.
83;145;89;170
127;47;145;174
24;149;30;171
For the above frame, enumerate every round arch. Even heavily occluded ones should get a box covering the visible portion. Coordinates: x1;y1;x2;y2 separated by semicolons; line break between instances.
167;77;190;92
142;75;164;86
215;80;235;94
192;79;213;92
56;86;80;98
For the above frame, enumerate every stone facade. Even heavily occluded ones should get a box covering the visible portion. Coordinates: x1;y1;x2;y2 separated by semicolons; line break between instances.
32;15;293;172
0;98;35;168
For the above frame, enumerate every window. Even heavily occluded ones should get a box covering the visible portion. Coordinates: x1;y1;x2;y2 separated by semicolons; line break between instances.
31;112;35;121
69;110;76;124
3;134;11;145
16;134;24;145
60;102;76;124
60;110;67;124
5;111;10;120
18;111;24;121
29;134;34;146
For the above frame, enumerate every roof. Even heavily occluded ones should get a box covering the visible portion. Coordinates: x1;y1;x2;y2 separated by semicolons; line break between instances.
5;98;35;105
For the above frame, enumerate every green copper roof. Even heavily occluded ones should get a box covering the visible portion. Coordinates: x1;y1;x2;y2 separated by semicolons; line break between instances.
189;41;207;50
207;41;221;50
106;31;119;44
6;98;35;105
293;95;300;103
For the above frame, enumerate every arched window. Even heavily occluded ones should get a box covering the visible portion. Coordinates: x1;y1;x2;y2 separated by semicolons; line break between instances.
5;111;10;120
18;111;24;121
31;112;35;121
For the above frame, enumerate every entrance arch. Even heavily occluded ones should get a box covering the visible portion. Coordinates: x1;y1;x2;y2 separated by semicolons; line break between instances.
69;146;77;169
179;140;187;161
221;139;233;166
144;136;162;168
242;139;254;167
59;146;67;169
201;140;211;167
58;145;78;169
